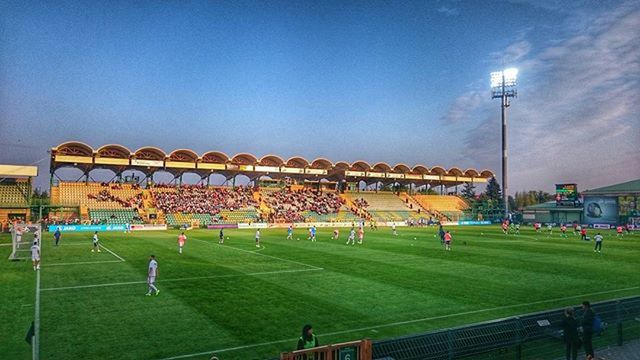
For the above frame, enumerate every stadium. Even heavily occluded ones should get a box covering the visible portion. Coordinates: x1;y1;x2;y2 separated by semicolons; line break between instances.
2;141;639;360
2;2;640;360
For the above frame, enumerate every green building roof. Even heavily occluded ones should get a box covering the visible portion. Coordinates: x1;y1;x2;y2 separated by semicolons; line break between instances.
523;201;582;212
582;179;640;195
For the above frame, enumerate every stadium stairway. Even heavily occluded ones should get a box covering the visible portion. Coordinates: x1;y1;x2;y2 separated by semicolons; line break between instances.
340;193;372;220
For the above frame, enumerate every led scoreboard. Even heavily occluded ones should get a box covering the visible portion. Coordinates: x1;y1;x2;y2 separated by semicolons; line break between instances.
556;183;578;206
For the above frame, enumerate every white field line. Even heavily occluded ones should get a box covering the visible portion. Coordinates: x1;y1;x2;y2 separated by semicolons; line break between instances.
0;243;13;246
33;267;41;360
190;238;323;270
42;260;124;267
40;267;323;292
100;244;126;262
216;243;323;270
158;286;640;360
42;243;126;267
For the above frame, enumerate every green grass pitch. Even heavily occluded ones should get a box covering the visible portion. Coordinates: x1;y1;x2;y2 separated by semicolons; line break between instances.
1;226;638;359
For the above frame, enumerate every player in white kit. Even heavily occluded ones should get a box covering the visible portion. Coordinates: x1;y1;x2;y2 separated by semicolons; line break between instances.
31;241;41;270
255;229;261;248
346;228;356;245
146;255;160;296
91;231;101;252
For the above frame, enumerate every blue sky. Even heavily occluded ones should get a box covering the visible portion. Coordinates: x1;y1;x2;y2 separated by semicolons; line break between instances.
1;0;638;192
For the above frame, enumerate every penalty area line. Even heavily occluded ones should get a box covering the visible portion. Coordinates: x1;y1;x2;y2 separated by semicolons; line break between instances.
157;286;640;360
40;267;323;292
42;260;123;267
100;244;126;262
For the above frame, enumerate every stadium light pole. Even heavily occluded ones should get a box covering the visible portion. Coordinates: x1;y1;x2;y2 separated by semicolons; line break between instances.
491;68;518;219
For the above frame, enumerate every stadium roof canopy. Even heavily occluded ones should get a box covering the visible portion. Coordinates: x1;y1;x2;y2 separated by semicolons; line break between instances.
581;179;640;196
0;164;38;178
50;142;494;186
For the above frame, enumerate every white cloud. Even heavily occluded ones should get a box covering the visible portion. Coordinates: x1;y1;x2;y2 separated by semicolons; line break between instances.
437;6;459;16
490;40;532;64
445;0;640;192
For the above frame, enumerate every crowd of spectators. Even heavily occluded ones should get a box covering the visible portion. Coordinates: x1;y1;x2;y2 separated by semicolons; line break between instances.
88;189;144;208
353;198;369;208
152;184;258;215
265;188;345;223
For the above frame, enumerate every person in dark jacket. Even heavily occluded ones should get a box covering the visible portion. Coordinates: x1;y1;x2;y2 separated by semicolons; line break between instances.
438;225;445;245
296;324;319;359
581;301;595;360
562;307;580;360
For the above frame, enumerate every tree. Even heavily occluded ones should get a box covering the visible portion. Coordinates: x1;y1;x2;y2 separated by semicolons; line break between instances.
485;177;502;201
461;182;476;199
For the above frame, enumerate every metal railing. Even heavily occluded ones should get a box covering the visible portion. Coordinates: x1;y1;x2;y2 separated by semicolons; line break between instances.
372;296;640;360
280;339;372;360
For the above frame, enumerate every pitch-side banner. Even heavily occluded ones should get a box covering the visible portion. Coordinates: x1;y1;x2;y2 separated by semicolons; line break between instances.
130;224;168;231
48;224;129;232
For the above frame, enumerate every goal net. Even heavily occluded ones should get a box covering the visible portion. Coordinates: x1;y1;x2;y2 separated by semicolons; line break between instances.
9;222;41;261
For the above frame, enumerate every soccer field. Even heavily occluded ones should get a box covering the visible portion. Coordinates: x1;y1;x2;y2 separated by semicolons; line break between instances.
1;226;639;360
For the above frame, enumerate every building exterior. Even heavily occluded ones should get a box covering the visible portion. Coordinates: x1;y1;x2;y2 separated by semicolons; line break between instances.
522;201;582;224
523;179;640;226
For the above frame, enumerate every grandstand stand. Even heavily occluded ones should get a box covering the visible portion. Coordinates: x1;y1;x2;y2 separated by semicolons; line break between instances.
412;195;469;220
151;184;257;215
89;209;144;225
262;187;351;223
57;182;143;209
344;192;423;222
0;180;30;207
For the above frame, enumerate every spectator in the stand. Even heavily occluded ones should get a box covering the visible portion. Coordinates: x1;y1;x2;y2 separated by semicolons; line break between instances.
296;324;319;354
561;307;580;360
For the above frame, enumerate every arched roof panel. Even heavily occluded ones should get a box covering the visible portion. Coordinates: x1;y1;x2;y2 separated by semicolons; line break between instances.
480;169;495;178
464;168;480;177
333;161;350;170
259;154;285;167
201;151;230;163
53;141;94;156
372;162;391;172
447;167;463;176
134;146;166;161
430;166;447;175
310;158;333;169
392;163;411;173
411;165;430;174
285;157;309;168
169;149;199;162
96;144;132;158
350;161;371;171
231;153;258;165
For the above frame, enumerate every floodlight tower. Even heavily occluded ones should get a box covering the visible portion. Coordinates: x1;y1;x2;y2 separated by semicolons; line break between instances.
491;68;518;219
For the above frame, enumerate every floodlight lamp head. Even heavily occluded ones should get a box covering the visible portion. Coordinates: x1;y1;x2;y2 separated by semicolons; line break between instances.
503;68;518;86
490;71;503;88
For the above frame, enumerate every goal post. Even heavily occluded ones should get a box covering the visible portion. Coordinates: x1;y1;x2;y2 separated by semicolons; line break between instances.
9;222;41;261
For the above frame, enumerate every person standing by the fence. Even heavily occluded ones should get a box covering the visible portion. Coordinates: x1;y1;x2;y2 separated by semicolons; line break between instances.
581;301;595;360
562;307;580;360
296;324;319;359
